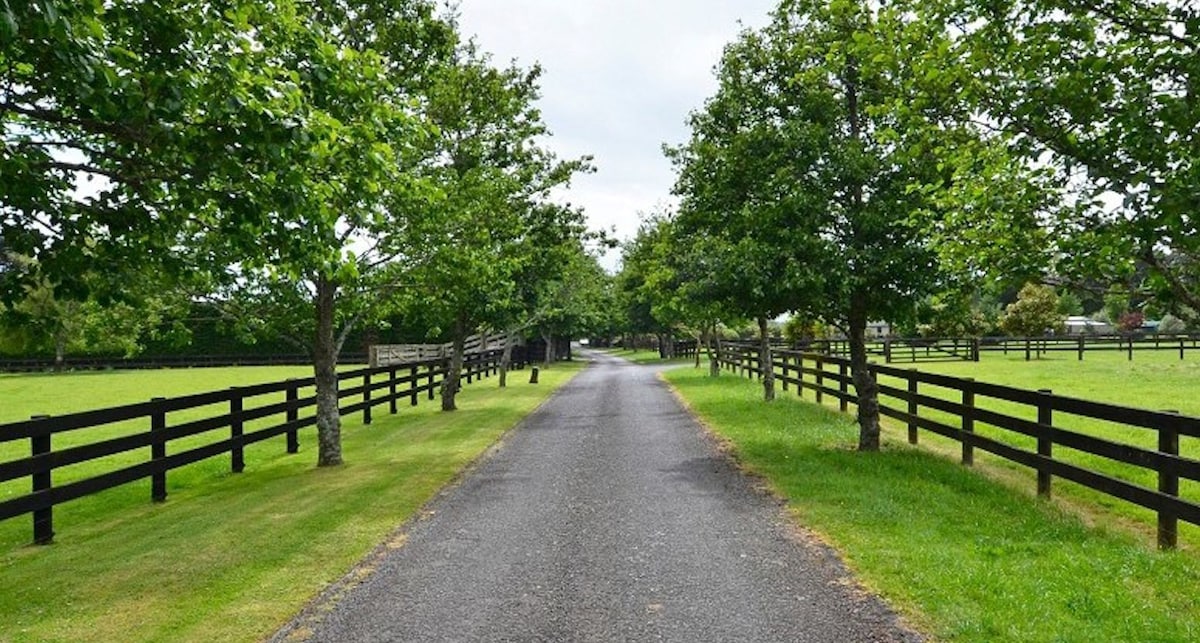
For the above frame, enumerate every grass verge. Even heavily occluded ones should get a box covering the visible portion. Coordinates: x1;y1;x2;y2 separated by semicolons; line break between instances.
663;365;1200;642
0;362;584;643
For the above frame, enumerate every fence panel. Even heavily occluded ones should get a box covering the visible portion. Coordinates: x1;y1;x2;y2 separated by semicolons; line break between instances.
0;351;504;544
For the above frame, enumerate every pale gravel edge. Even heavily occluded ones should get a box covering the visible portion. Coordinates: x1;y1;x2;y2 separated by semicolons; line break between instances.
264;364;590;643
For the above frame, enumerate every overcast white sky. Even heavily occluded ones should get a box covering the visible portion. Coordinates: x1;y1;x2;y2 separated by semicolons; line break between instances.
455;1;778;269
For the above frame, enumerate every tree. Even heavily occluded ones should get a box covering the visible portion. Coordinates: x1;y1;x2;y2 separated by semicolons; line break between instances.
667;17;838;401
395;46;592;409
999;283;1065;337
3;0;464;466
946;0;1200;316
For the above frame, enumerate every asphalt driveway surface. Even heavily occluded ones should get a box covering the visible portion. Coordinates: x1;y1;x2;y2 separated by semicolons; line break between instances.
278;351;920;642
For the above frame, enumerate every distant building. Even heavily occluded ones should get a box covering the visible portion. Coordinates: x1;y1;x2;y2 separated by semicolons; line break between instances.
1064;316;1113;335
867;321;891;338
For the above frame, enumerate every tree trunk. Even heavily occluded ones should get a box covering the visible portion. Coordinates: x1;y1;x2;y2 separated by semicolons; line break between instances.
54;334;65;373
441;319;467;411
712;329;723;377
707;324;720;377
499;328;515;388
542;330;555;366
314;275;342;467
759;316;775;402
849;293;881;451
694;330;703;368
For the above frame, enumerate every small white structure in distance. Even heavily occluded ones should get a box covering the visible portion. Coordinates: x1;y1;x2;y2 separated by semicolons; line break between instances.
1064;316;1114;335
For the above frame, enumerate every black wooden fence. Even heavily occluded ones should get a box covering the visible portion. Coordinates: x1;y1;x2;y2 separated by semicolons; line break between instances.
714;343;1200;549
0;350;505;544
0;353;371;373
807;333;1200;363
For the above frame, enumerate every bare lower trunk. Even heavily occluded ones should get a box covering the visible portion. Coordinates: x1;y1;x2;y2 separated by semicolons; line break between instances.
759;316;775;402
542;331;555;366
441;320;467;411
711;330;723;377
694;330;702;368
707;324;720;377
849;294;881;451
54;334;65;373
499;328;515;388
314;275;342;466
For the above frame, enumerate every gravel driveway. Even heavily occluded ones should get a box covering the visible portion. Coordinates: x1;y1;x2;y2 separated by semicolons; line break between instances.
274;351;921;642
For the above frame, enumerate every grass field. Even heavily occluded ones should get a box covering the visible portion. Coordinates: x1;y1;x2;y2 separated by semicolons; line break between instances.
861;350;1200;546
663;366;1200;642
0;362;584;642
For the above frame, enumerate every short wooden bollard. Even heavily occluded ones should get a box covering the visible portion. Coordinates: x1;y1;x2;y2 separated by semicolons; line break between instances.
529;367;539;384
31;415;53;545
1037;389;1053;497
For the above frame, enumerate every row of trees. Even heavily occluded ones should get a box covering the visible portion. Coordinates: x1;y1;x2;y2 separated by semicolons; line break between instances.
0;1;610;466
618;0;1198;451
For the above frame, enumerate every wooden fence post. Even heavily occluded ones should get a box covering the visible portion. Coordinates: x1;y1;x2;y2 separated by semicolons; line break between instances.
427;364;436;401
1127;337;1134;361
962;380;975;466
972;337;981;362
1037;389;1053;498
31;415;53;545
151;401;167;502
884;339;892;364
389;366;398;414
781;354;789;392
410;366;419;406
797;354;805;398
230;390;244;473
1024;338;1032;362
362;371;372;425
815;356;824;404
286;382;299;454
907;374;918;445
1159;411;1180;550
838;363;848;412
1078;336;1085;361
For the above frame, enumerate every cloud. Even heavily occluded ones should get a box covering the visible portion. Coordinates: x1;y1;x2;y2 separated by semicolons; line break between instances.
456;0;777;253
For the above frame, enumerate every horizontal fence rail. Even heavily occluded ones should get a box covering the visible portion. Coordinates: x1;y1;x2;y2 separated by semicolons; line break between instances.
0;349;506;544
802;333;1200;363
0;353;370;373
713;342;1200;549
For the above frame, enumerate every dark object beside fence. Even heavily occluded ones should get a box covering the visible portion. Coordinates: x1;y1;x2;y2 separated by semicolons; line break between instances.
714;343;1200;549
0;350;505;544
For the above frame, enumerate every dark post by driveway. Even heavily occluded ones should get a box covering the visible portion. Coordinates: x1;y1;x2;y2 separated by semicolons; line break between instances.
276;351;921;642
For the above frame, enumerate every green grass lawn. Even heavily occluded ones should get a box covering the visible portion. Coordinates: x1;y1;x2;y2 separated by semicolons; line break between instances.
0;362;584;642
664;366;1200;642
861;350;1200;546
